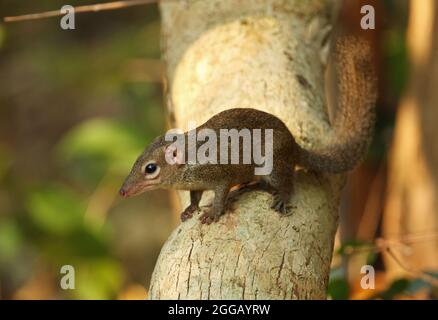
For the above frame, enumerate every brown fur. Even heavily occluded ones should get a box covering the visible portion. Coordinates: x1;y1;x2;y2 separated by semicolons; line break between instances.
296;37;377;172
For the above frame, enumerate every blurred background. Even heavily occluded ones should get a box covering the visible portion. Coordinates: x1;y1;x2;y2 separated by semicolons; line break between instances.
0;0;437;299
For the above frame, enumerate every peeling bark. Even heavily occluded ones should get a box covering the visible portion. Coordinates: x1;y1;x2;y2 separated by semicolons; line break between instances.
150;0;342;299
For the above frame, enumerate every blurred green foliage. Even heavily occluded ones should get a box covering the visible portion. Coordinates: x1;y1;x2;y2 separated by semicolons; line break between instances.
27;185;86;235
0;0;167;299
374;276;438;300
328;267;350;300
336;240;377;265
0;24;5;47
330;241;438;300
57;118;149;183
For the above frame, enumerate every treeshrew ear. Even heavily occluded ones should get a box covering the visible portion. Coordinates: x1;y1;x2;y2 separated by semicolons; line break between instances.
164;144;184;166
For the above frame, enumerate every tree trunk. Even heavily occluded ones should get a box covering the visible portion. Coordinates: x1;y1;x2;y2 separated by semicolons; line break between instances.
149;0;342;299
383;0;438;279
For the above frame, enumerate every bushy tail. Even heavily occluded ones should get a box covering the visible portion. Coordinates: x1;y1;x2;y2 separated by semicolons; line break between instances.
297;37;377;173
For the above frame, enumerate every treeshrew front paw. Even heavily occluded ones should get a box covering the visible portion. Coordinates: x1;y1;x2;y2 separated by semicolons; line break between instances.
180;204;198;222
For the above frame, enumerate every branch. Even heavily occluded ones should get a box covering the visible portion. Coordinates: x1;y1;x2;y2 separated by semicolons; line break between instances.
3;0;163;23
344;231;438;287
385;247;438;287
150;0;342;300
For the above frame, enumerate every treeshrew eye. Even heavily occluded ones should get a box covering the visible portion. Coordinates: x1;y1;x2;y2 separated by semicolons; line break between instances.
145;163;157;174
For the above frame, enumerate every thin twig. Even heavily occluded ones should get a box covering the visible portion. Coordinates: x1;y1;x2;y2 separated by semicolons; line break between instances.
343;231;438;287
3;0;162;23
385;247;438;287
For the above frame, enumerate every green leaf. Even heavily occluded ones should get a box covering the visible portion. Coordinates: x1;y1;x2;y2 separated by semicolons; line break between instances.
0;24;5;48
378;278;410;300
337;239;373;256
27;185;85;235
66;228;110;259
328;267;349;300
328;277;350;300
57;118;146;173
0;220;23;263
72;259;123;300
383;29;409;96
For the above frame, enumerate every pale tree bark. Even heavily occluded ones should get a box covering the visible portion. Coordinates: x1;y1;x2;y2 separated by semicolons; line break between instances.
383;0;438;279
149;0;343;299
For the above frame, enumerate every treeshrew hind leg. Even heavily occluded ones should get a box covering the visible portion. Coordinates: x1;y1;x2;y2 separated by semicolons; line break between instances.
266;164;294;216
